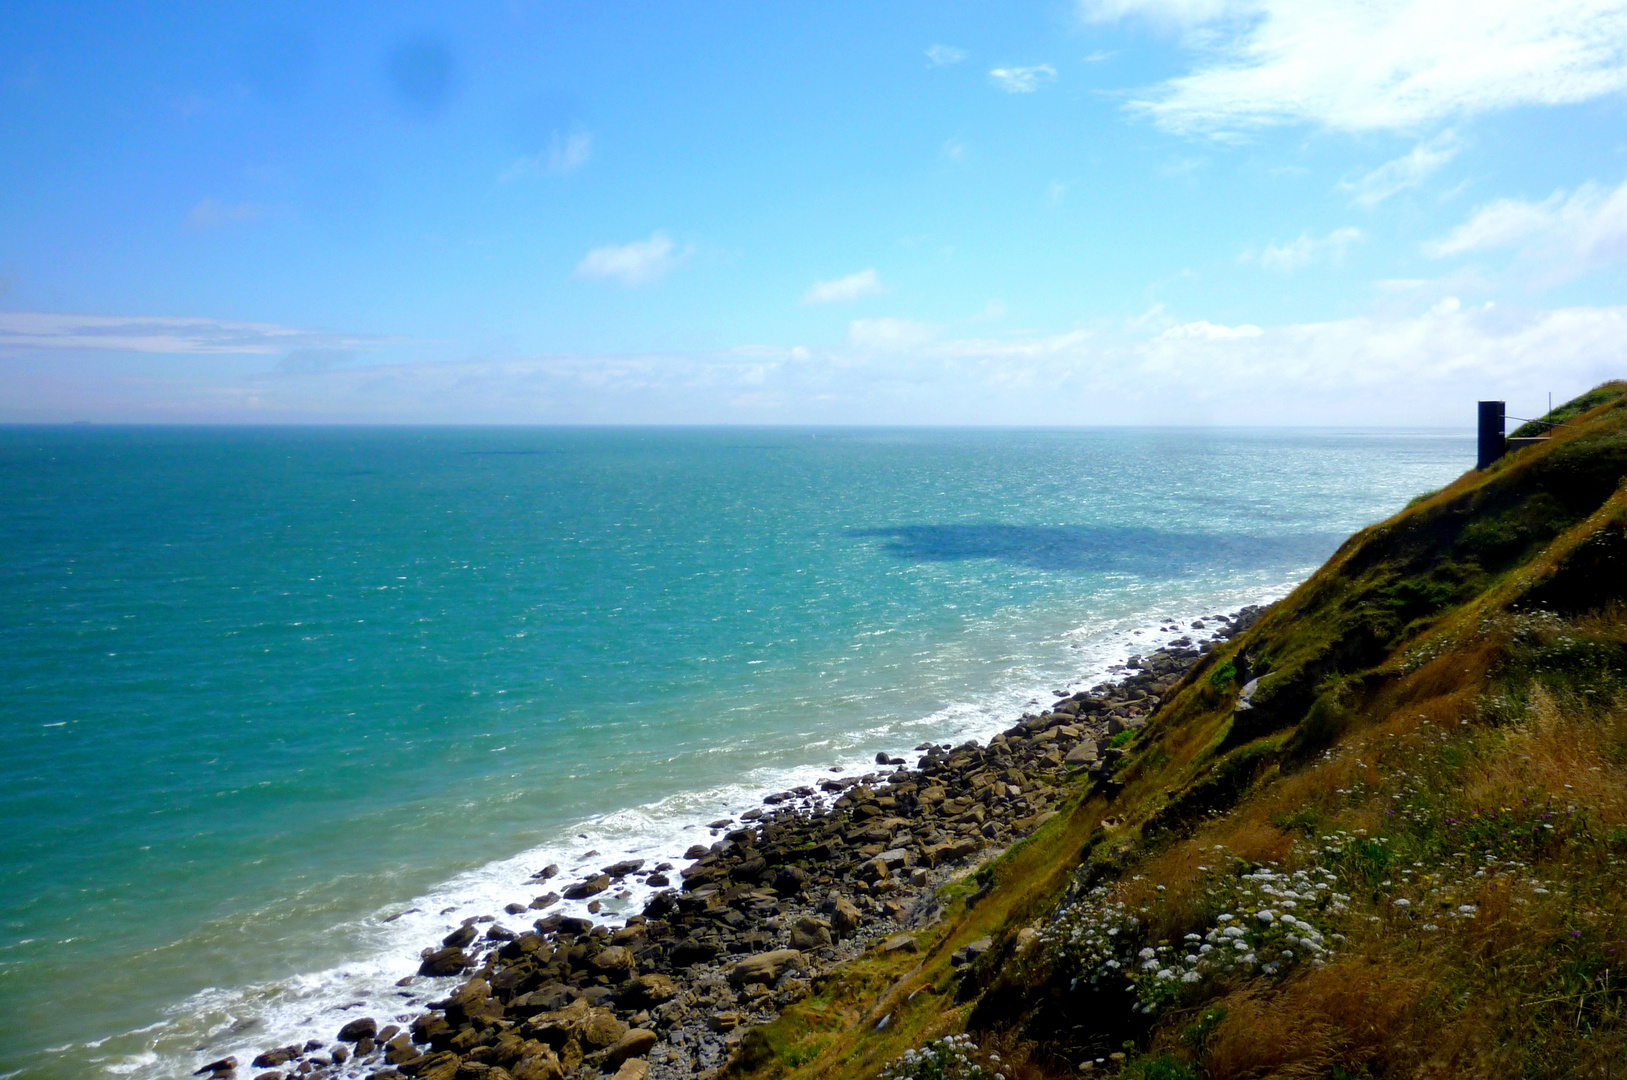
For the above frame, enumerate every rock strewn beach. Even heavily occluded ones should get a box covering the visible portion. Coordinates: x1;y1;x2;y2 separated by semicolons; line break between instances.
214;608;1263;1080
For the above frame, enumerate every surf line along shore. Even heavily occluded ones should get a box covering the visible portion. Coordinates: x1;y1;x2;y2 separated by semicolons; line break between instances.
212;607;1264;1080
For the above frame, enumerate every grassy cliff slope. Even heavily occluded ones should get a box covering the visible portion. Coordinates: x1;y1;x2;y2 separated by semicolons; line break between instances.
724;381;1627;1080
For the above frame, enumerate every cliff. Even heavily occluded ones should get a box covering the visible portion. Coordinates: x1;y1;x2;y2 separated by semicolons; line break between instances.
724;381;1627;1080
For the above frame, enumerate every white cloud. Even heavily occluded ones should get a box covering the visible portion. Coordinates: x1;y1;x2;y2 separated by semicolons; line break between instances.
1091;0;1627;133
989;65;1058;93
1047;180;1069;206
1080;0;1254;23
549;130;593;174
1250;227;1363;271
1340;131;1462;207
941;139;968;163
1424;198;1560;257
848;317;937;351
1160;320;1263;339
574;231;688;286
1423;176;1627;279
9;302;1623;425
0;312;385;355
185;199;263;228
501;130;593;181
803;269;885;304
926;44;967;66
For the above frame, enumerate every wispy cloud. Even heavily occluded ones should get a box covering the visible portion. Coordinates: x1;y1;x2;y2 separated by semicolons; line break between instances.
1090;0;1627;133
501;130;593;181
848;317;937;350
1079;0;1250;24
185;199;263;229
0;312;390;355
1047;180;1069;206
989;64;1057;93
574;231;689;286
1159;319;1263;339
276;348;360;373
941;139;968;163
803;269;885;304
926;44;968;66
1246;227;1363;271
1422;176;1627;279
8;302;1623;425
1341;132;1463;207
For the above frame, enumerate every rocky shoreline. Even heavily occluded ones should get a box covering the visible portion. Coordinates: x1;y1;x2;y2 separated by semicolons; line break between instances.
205;607;1263;1080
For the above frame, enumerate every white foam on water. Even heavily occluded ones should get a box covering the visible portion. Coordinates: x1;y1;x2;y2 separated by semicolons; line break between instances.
89;581;1296;1080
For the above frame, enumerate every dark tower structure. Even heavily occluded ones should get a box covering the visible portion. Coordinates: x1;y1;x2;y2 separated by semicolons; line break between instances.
1478;400;1506;469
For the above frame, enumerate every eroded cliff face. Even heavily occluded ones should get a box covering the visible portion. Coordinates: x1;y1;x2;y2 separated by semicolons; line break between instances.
720;382;1627;1080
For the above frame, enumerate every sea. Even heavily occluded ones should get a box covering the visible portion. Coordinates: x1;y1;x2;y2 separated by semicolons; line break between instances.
0;425;1469;1079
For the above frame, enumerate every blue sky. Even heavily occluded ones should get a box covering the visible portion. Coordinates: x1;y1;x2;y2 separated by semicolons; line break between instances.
3;0;1627;424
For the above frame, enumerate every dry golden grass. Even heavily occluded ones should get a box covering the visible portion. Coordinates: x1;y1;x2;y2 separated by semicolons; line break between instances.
1461;687;1627;828
1198;959;1427;1079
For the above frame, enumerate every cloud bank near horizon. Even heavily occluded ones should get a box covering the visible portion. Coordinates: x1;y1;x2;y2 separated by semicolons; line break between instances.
3;299;1613;427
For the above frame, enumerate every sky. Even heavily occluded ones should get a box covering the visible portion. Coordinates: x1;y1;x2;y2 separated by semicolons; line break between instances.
3;0;1627;425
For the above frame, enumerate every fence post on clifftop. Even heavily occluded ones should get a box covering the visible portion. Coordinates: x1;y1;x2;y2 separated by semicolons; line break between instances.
1477;400;1506;469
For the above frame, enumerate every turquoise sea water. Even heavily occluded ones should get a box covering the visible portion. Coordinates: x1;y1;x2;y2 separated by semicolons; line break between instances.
0;426;1469;1078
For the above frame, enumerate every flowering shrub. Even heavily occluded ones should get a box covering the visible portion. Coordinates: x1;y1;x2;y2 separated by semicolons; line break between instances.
1036;852;1348;1014
880;1035;1004;1080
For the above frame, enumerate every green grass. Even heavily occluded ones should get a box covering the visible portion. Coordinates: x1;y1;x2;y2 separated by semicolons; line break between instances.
721;382;1627;1080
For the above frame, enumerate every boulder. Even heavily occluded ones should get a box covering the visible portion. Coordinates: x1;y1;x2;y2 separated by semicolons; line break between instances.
337;1017;377;1042
829;896;862;937
611;1060;649;1080
604;1029;658;1069
383;1034;419;1065
618;972;679;1007
1064;741;1098;766
876;848;910;869
591;945;636;978
417;946;474;977
789;916;832;950
562;874;609;900
728;949;803;987
670;937;719;966
192;1058;236;1076
881;933;919;954
580;1010;627;1050
856;858;890;883
411;1051;460;1080
441;923;478;949
525;999;626;1051
250;1046;300;1069
509;1042;564;1080
952;937;994;966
